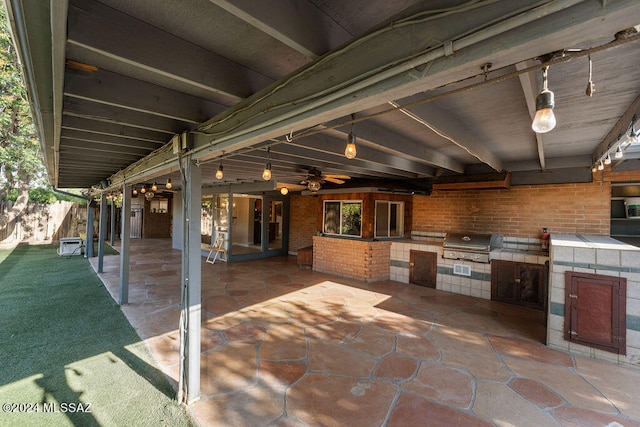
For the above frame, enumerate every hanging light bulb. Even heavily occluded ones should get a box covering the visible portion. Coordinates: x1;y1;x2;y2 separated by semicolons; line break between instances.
597;160;604;171
345;114;357;159
604;153;612;165
151;182;158;192
280;187;289;195
165;178;172;189
629;119;639;145
262;147;272;180
345;132;357;159
132;187;138;196
532;66;556;133
216;163;224;180
591;166;597;173
140;186;146;194
262;163;272;180
615;145;623;159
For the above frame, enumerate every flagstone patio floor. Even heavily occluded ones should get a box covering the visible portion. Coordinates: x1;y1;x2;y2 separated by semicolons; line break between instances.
90;239;640;427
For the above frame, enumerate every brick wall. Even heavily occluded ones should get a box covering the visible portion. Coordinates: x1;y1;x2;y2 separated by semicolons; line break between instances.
413;182;611;239
313;236;391;282
598;165;640;183
289;195;319;253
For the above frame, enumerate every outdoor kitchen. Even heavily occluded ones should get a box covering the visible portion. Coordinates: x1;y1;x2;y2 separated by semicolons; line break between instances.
390;231;550;303
301;175;640;368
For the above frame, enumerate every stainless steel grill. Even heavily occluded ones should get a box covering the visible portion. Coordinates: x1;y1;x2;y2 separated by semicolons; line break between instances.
443;232;493;263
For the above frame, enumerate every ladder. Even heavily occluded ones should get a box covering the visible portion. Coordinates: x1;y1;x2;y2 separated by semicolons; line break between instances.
206;235;228;264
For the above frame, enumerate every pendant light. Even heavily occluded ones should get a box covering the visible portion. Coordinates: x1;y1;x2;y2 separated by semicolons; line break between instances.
280;187;289;195
344;114;357;159
604;153;612;165
308;180;321;192
532;66;556;133
165;178;172;189
615;145;623;159
140;186;146;194
151;181;158;192
597;160;604;171
132;187;138;196
345;132;357;159
262;147;272;181
629;118;639;145
216;162;224;180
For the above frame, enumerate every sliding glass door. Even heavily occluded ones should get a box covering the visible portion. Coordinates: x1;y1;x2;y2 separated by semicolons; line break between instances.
213;192;288;261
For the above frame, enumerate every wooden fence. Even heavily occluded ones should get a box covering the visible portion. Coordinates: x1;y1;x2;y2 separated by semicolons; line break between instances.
0;200;86;247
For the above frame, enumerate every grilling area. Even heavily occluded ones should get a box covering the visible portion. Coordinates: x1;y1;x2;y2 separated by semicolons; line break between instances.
442;232;496;263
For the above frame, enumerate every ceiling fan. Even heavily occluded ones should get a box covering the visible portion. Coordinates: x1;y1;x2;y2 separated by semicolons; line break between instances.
300;168;350;192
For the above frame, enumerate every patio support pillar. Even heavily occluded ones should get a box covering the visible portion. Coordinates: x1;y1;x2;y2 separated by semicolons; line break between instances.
85;200;94;258
110;199;116;245
119;184;132;305
179;156;202;404
97;193;108;272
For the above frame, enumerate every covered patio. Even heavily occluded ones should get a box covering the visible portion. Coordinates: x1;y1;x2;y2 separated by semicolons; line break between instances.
7;0;640;408
91;239;640;426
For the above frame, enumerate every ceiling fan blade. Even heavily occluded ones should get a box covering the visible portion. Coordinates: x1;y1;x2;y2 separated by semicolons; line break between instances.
324;177;345;184
325;174;351;180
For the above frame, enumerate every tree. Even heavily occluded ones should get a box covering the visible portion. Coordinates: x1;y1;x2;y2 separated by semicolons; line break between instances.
0;3;48;229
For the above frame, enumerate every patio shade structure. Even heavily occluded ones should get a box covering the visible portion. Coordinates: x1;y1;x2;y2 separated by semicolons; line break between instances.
6;0;640;404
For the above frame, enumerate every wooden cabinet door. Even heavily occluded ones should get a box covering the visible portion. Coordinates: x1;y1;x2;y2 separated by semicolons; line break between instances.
492;260;519;304
491;260;547;310
519;263;546;309
409;250;436;288
564;272;626;355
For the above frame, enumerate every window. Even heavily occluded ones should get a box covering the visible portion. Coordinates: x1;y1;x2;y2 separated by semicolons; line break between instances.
375;201;403;238
323;200;362;237
150;198;168;214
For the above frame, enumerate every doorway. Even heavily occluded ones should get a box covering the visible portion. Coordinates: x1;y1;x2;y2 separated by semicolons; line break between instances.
212;192;288;261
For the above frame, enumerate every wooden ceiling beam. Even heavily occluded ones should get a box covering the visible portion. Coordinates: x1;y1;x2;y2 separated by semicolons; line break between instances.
209;0;352;58
67;0;271;102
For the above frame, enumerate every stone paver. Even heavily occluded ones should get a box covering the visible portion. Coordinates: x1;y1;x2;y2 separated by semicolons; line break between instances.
373;353;418;381
388;392;491;427
575;357;640;420
504;358;617;414
508;377;565;409
430;325;513;381
473;382;559;427
92;239;640;427
403;362;474;408
488;334;574;367
287;375;396;427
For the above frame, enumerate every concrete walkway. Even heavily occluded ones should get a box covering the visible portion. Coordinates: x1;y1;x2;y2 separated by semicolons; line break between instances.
91;239;640;426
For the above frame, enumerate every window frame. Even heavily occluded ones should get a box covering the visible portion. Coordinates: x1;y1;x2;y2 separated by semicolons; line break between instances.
322;199;363;238
150;198;169;214
374;200;404;238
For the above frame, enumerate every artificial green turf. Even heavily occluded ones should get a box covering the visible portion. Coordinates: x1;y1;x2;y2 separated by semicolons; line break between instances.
0;244;193;427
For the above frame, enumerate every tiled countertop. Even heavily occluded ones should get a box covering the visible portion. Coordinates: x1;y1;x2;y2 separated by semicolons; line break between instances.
551;234;640;251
